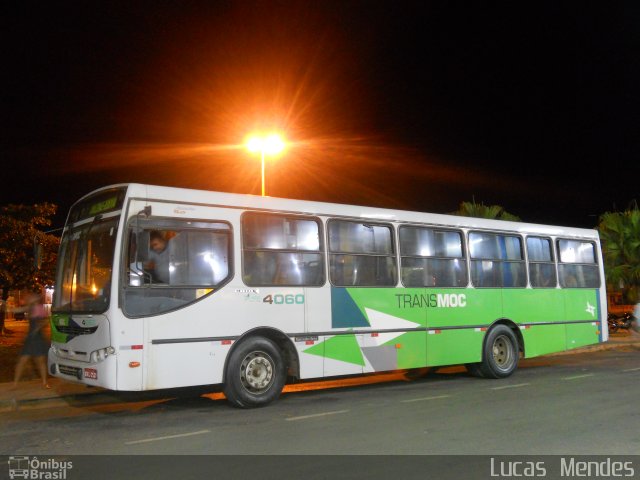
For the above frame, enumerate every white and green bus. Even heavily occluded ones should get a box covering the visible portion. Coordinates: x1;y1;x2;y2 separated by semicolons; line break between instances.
48;184;607;407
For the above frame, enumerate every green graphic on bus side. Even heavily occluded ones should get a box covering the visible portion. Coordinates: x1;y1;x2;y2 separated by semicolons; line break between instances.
303;287;601;370
305;334;365;366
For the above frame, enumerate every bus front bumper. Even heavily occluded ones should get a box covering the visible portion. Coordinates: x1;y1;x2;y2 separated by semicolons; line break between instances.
48;347;118;390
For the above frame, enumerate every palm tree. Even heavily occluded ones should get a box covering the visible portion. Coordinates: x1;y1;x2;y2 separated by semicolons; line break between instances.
598;201;640;303
451;200;521;222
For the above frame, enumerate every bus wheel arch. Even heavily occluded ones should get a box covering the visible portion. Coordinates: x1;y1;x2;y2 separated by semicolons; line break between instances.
222;328;297;408
468;320;521;379
492;318;524;357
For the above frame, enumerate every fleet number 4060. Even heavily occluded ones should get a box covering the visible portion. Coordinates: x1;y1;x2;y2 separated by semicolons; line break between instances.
263;294;305;305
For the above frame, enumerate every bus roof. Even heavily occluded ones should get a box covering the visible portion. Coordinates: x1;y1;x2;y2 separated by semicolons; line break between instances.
85;183;599;239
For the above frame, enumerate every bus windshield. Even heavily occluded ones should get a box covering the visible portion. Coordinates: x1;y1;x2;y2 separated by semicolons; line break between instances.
52;218;119;314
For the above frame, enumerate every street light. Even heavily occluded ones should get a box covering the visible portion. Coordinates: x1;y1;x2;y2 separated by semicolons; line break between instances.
246;133;286;196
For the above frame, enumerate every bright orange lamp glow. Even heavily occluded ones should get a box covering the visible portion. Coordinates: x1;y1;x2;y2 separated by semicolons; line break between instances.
246;133;286;196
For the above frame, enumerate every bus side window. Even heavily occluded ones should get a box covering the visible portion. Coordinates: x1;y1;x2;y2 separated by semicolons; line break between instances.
469;232;525;288
123;220;233;316
127;231;149;286
328;220;397;287
527;236;557;288
399;226;467;288
242;213;325;287
557;239;600;288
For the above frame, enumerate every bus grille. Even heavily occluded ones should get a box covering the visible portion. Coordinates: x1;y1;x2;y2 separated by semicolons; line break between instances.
58;365;82;379
55;325;98;336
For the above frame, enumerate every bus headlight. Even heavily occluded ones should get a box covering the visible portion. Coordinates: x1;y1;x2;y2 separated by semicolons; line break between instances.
90;346;116;363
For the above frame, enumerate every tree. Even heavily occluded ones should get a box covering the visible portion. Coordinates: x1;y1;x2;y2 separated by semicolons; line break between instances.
0;203;59;334
597;201;640;304
451;200;521;222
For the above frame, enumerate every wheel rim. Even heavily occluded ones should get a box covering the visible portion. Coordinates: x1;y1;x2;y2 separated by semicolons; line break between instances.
239;351;274;394
492;334;515;371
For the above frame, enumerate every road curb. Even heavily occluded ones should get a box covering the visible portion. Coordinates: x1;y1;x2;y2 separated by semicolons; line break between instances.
547;338;640;357
0;389;112;414
0;384;217;413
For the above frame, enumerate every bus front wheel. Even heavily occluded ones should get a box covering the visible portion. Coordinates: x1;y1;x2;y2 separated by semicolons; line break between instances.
223;337;286;408
477;325;519;379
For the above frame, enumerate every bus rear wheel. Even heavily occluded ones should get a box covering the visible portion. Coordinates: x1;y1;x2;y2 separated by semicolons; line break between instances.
478;325;519;379
223;337;286;408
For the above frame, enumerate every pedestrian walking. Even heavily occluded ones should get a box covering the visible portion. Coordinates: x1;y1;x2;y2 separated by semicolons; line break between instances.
12;291;50;389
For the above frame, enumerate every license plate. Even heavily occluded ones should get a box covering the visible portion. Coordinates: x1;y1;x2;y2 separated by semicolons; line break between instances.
84;368;98;380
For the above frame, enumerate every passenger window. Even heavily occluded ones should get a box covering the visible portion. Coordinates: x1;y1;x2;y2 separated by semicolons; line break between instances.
469;232;526;288
124;219;232;316
328;220;397;286
399;226;467;287
242;213;324;286
557;239;600;288
526;236;557;288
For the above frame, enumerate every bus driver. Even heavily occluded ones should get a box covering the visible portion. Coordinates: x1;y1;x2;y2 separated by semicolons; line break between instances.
145;230;172;284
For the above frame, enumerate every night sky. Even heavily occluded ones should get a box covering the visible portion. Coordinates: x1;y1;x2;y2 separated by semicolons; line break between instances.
3;2;639;229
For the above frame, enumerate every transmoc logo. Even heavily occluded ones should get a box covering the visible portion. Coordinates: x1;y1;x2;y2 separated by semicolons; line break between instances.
8;456;73;479
436;293;467;308
395;293;467;309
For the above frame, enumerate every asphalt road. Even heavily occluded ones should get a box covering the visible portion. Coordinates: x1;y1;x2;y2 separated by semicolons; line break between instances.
1;347;639;459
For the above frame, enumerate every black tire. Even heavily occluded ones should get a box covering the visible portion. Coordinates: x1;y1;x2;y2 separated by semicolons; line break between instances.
478;325;519;379
223;337;286;408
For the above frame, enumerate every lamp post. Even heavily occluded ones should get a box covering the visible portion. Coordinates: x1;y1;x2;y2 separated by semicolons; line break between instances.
246;133;285;196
